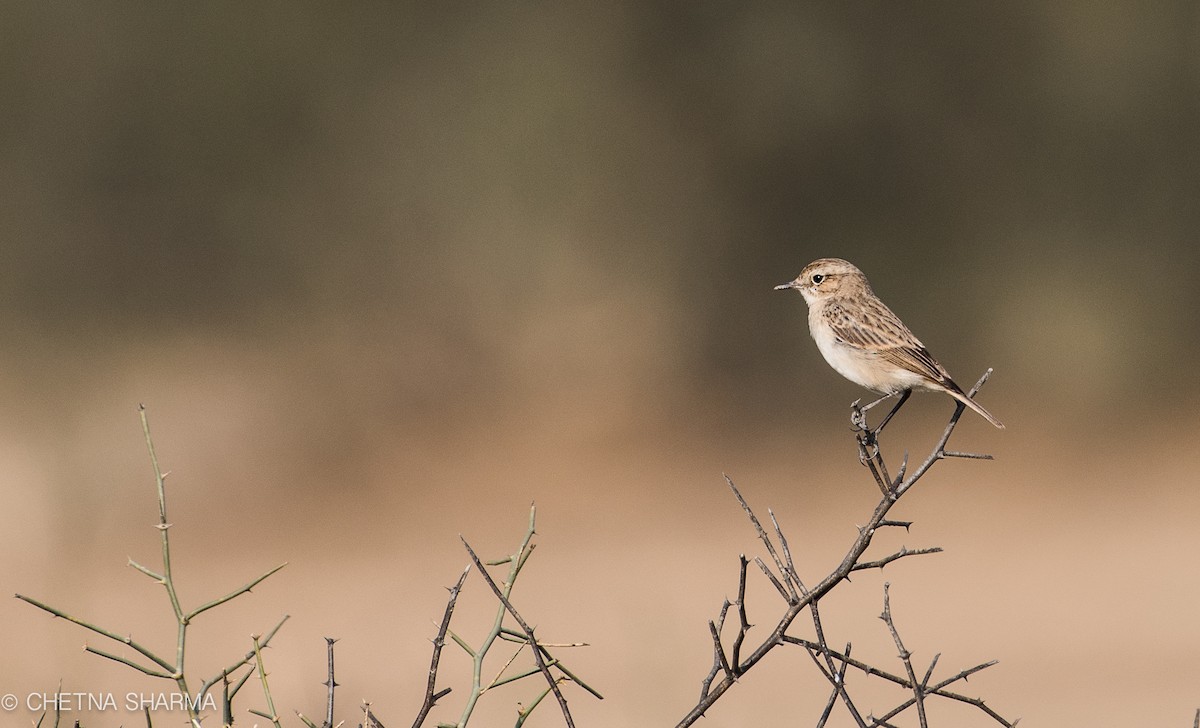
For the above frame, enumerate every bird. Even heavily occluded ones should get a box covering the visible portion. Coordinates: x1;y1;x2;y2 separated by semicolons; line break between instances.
774;258;1003;430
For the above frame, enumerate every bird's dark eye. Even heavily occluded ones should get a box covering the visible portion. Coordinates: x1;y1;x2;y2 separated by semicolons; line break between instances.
811;273;825;285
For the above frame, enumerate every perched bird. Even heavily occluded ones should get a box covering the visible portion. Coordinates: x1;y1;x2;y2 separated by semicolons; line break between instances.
775;258;1003;429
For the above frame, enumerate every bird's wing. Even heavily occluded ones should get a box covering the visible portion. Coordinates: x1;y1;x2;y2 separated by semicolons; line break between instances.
877;345;958;390
824;299;957;389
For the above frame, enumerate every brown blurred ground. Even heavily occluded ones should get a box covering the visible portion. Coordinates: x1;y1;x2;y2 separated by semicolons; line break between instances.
2;4;1199;727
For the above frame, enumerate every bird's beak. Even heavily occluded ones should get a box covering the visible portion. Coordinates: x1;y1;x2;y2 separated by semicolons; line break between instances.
774;279;800;291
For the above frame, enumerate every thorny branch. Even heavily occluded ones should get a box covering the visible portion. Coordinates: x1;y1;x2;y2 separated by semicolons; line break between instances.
410;566;469;728
461;537;576;728
322;637;339;728
881;583;927;727
406;506;599;728
675;371;1016;727
15;407;288;728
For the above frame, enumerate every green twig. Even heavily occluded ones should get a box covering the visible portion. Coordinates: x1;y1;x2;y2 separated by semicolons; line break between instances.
16;407;288;728
250;634;283;728
13;593;174;673
454;506;540;726
186;562;288;622
84;644;175;678
198;613;290;698
461;534;577;728
514;679;565;728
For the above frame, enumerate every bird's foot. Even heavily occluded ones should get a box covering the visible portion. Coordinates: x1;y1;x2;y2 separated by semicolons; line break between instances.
850;400;869;433
857;430;881;464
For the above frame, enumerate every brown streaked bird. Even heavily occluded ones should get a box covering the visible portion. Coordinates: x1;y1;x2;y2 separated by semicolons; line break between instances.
774;258;1004;429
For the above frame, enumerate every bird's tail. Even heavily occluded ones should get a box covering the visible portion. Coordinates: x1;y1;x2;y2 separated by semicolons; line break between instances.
946;387;1005;429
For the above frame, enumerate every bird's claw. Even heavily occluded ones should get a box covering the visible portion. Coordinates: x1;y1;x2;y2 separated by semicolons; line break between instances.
856;432;881;464
850;403;869;433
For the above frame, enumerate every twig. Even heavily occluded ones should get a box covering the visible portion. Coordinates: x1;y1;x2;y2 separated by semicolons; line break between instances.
498;627;589;648
804;641;866;728
851;546;943;572
249;634;283;728
515;677;568;728
893;370;994;497
13;594;173;674
809;601;867;727
813;643;853;728
700;600;732;699
753;557;790;601
488;657;557;689
769;509;807;594
709;620;732;679
533;644;603;700
186;562;288;622
321;637;338;728
461;537;576;728
880;584;927;728
730;556;750;670
441;506;598;726
198;614;290;699
921;653;941;693
726;476;798;602
362;701;385;728
781;636;1013;725
453;508;537;725
410;566;469;728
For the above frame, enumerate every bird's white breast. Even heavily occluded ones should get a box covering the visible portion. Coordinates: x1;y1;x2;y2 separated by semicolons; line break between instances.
807;306;925;395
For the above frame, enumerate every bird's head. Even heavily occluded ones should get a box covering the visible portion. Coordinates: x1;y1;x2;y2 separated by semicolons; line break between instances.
774;258;869;304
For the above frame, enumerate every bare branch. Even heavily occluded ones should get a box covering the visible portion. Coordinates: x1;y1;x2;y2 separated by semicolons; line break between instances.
709;620;732;680
726;476;797;601
410;566;469;728
880;584;927;728
730;556;750;670
362;702;385;728
769;509;807;594
814;643;854;728
321;637;338;728
753;557;790;601
804;641;867;728
784;635;1013;725
675;371;1010;727
809;600;868;728
700;600;732;700
851;546;943;572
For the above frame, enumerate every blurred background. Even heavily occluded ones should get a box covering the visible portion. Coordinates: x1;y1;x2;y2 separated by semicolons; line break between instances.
2;3;1198;726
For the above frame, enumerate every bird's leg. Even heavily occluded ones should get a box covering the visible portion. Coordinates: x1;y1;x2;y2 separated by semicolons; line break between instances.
859;393;894;413
853;393;891;463
854;390;912;464
853;392;895;439
864;395;892;412
872;389;911;436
